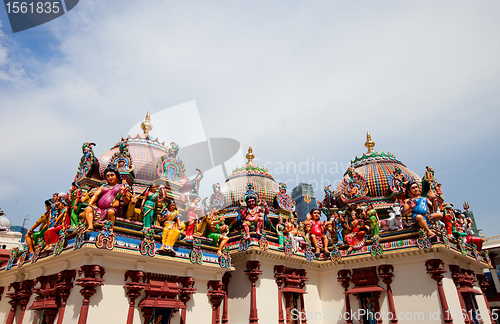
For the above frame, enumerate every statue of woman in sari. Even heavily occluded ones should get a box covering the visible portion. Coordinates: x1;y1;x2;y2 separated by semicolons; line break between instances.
158;201;181;253
141;184;160;230
84;164;129;232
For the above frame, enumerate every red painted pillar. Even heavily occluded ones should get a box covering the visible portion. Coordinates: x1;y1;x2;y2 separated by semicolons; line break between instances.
221;272;231;324
76;265;105;324
425;259;453;324
337;270;352;324
274;265;286;324
124;270;146;324
5;282;21;324
56;270;76;324
378;265;398;324
284;293;292;324
17;279;36;324
477;274;496;324
245;261;262;324
178;276;196;324
207;281;225;324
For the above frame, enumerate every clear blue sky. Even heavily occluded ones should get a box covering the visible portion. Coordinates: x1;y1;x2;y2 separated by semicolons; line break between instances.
0;1;499;236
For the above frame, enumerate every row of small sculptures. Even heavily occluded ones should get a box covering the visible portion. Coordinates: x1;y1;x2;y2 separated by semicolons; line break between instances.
26;164;482;258
26;164;238;256
276;179;483;256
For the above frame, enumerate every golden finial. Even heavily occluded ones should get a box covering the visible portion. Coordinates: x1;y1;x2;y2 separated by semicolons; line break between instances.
365;132;375;154
246;146;255;163
141;111;153;135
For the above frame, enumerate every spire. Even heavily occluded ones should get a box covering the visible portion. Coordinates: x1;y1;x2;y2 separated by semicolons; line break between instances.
246;146;255;163
365;132;375;154
141;111;153;135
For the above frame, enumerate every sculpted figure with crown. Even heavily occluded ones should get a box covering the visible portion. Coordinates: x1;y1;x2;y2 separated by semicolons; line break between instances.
240;183;268;240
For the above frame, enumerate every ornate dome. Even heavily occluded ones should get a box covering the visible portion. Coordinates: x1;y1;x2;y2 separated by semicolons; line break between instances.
98;134;168;182
220;147;280;208
334;133;420;207
0;209;11;230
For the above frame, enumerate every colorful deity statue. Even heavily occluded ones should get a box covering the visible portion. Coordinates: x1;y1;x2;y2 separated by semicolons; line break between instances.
308;208;329;253
322;185;337;210
74;142;97;182
184;195;202;241
334;211;345;245
26;200;51;253
440;203;454;237
141;184;160;230
421;166;443;203
205;208;229;256
276;216;286;248
345;209;366;253
84;164;131;232
365;204;379;237
240;183;268;239
69;182;83;229
44;198;70;249
403;179;442;239
158;201;181;252
389;167;408;195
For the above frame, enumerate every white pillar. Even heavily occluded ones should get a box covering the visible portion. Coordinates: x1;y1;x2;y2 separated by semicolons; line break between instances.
490;269;500;293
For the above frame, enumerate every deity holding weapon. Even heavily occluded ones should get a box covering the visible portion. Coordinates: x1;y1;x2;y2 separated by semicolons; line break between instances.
25;200;51;253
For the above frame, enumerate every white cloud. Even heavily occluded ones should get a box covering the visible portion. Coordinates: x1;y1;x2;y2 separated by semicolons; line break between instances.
0;180;20;200
0;0;499;233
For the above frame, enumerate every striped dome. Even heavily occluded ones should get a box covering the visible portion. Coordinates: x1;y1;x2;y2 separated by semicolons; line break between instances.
334;151;420;202
98;134;168;182
220;155;279;208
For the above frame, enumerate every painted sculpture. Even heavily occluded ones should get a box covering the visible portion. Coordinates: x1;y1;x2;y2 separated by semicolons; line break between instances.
158;201;181;253
141;184;160;230
184;195;201;241
69;181;83;229
25;200;51;253
84;164;130;232
240;183;268;239
402;179;442;239
308;208;328;253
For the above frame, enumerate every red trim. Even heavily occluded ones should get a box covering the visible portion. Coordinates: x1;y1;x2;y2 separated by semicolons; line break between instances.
178;276;196;324
344;285;385;294
425;259;453;324
76;265;105;324
245;261;262;324
457;287;482;295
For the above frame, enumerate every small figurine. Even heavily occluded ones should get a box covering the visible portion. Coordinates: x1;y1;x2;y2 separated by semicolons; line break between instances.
69;182;83;229
345;210;366;253
365;204;379;237
440;203;454;238
205;208;229;256
276;216;286;248
84;164;130;232
44;198;69;249
334;211;345;245
308;208;328;253
25;200;51;253
240;186;268;239
402;180;442;239
141;184;160;230
185;195;202;241
158;201;181;252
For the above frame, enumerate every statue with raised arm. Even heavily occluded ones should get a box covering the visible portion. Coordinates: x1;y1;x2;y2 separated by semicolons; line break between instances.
402;179;442;239
26;200;51;253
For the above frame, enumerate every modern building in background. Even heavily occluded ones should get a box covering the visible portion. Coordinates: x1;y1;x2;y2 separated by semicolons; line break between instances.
291;183;317;222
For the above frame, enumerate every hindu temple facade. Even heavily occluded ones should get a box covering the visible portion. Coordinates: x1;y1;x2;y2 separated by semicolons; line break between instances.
0;116;494;324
